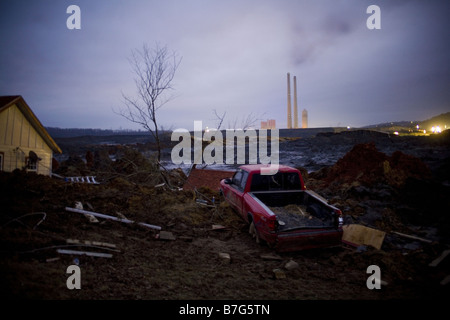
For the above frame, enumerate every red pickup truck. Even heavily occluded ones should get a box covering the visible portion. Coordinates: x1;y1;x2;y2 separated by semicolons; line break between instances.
219;164;344;252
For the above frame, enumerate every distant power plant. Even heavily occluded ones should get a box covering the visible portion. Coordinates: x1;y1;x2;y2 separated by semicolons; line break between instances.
286;72;303;129
287;73;292;129
293;75;299;129
261;119;276;129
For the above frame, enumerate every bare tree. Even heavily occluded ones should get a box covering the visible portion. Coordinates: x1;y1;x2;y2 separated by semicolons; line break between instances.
212;109;226;130
119;43;182;164
227;111;264;130
212;109;265;130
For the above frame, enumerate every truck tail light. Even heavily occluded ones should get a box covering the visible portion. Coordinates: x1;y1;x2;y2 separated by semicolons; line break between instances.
267;218;278;232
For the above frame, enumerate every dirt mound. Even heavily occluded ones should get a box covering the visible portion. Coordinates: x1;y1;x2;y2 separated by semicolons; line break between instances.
321;142;432;188
306;143;450;235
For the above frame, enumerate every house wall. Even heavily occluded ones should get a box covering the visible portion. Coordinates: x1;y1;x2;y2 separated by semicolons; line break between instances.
0;104;53;175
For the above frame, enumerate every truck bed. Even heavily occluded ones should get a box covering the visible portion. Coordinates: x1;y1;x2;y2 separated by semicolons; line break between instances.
269;204;333;230
250;190;337;231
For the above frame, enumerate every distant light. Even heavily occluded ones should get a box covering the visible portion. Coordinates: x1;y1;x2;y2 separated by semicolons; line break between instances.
431;126;435;133
436;126;442;133
347;126;350;130
416;125;419;130
393;131;399;135
423;130;427;134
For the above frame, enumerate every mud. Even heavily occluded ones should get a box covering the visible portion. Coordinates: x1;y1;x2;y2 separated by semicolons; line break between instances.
1;135;450;301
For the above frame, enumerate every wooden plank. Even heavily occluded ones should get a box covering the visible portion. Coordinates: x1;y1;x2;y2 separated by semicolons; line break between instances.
65;207;161;231
260;253;283;261
342;224;386;250
392;231;433;244
66;239;117;249
429;249;450;267
440;275;450;286
56;249;113;258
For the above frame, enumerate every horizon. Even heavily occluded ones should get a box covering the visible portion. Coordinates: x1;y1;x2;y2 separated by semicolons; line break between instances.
45;111;450;133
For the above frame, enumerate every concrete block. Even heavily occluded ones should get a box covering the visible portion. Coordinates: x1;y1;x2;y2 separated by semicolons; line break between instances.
285;260;299;270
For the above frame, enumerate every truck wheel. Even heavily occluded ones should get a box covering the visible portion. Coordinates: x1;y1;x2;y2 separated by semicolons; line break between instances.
249;222;261;244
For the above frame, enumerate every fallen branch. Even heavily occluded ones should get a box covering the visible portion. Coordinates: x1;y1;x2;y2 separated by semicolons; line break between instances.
1;212;47;230
65;207;161;231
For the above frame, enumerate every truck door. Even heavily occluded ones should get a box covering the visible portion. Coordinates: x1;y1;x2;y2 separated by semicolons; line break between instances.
226;169;249;216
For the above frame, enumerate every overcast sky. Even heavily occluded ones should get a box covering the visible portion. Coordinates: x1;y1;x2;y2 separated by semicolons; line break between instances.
1;0;449;131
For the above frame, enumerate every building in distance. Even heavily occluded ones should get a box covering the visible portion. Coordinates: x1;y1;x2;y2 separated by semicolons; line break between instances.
302;109;308;128
261;119;276;130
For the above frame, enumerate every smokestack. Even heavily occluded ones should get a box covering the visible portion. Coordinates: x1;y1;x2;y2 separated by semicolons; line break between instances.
287;73;292;129
293;75;298;129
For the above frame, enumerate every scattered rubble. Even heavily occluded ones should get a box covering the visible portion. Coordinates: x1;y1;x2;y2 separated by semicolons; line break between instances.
158;231;176;241
218;252;231;264
1;136;449;299
284;260;299;270
272;268;286;279
65;206;162;230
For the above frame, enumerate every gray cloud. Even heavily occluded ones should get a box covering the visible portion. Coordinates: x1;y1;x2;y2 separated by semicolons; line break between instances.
0;0;448;130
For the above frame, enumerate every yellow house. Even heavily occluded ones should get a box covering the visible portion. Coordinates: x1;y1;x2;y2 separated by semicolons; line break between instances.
0;95;62;176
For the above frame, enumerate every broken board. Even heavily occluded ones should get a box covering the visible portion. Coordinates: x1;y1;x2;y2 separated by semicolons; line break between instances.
342;224;386;250
158;231;176;241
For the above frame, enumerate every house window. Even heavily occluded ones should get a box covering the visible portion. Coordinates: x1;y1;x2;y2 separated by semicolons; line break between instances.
26;157;38;171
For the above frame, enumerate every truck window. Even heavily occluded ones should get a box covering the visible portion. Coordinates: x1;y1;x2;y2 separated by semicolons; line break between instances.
232;170;243;186
284;172;301;189
231;170;249;191
250;172;301;191
239;170;249;190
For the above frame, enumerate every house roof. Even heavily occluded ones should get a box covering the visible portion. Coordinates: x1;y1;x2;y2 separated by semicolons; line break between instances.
183;167;234;192
0;95;62;153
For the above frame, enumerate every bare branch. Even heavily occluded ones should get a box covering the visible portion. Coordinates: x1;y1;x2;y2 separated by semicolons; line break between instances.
118;43;182;163
212;109;226;130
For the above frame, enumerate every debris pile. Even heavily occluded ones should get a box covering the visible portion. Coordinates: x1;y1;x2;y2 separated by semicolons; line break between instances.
1;139;449;300
311;142;432;189
307;143;450;241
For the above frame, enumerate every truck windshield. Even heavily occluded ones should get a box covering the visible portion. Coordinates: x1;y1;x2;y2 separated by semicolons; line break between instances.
250;172;302;191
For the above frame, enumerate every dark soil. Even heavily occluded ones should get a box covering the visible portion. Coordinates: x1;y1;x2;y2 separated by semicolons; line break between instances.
1;135;450;303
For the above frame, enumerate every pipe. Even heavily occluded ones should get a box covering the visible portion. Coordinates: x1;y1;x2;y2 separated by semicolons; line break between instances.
65;207;162;231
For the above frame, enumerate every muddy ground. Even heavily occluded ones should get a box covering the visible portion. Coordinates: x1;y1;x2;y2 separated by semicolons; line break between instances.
1;132;450;306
